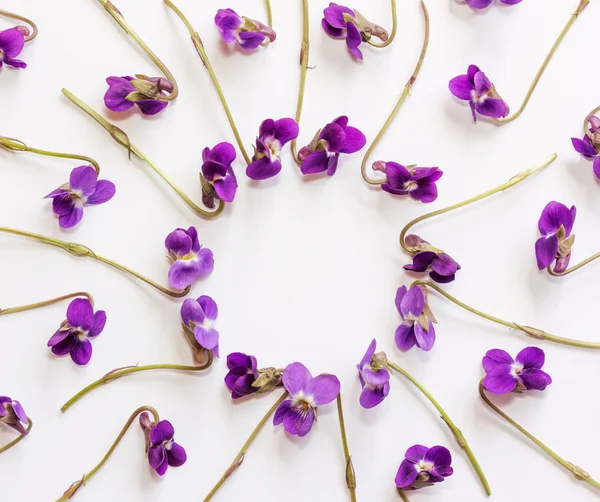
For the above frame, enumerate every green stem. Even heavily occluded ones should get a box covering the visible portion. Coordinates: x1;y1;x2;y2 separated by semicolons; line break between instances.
203;391;289;501
388;360;491;496
96;0;178;100
397;488;411;502
361;0;429;186
56;406;160;501
400;153;557;253
0;417;33;455
61;88;225;218
547;253;600;278
0;227;190;298
291;0;309;165
337;394;357;502
164;0;251;165
493;0;588;125
61;354;213;412
365;0;397;48
0;9;38;41
266;0;273;28
479;381;600;489
0;292;94;315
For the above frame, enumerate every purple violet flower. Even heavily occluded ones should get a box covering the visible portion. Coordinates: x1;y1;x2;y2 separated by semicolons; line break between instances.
403;235;461;283
225;352;259;399
104;75;173;116
181;295;220;358
357;339;390;409
373;161;443;203
482;347;552;394
395;445;453;490
299;116;366;176
0;397;29;435
449;65;509;122
47;298;106;366
571;115;600;179
246;118;299;180
0;26;29;69
535;201;576;273
140;414;187;476
394;285;437;352
215;8;276;50
273;362;340;437
465;0;523;9
165;227;214;290
201;142;238;204
43;166;116;229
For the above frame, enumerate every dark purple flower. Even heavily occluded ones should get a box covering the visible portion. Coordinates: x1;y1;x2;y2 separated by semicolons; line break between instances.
273;362;340;437
535;201;576;273
181;295;219;358
165;227;214;290
403;235;461;283
373;161;443;203
43;166;116;229
357;339;390;409
395;445;453;490
571;115;600;179
246;118;299;180
46;298;106;366
394;285;437;352
225;352;259;399
104;75;173;116
0;26;28;69
482;347;552;394
201;142;238;204
465;0;523;8
299;116;366;176
140;415;187;476
449;65;509;122
215;8;276;50
0;397;29;436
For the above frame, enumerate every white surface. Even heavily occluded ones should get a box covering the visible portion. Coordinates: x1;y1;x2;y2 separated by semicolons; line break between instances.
0;0;597;500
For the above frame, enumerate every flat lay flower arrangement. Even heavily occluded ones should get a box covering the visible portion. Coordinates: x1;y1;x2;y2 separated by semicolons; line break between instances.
0;0;598;501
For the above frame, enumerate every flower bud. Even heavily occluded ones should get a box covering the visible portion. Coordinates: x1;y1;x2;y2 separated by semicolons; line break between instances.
15;26;30;37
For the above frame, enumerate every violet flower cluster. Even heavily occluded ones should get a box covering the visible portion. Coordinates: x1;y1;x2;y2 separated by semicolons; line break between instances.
357;339;390;409
0;26;29;69
215;9;276;50
572;115;600;179
482;347;552;394
105;76;174;116
140;412;187;476
0;397;29;436
403;235;461;283
181;295;220;358
165;226;214;290
464;0;522;9
395;285;437;352
373;161;443;203
534;201;576;273
395;444;453;490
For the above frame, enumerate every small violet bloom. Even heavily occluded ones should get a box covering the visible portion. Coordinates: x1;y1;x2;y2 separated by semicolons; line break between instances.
395;445;453;490
482;347;552;395
299;116;366;176
225;352;259;399
571;115;600;179
395;285;437;352
246;118;299;180
535;201;576;273
165;227;214;290
449;65;509;122
44;165;116;229
0;397;29;435
373;161;443;203
215;8;276;50
273;362;340;437
140;414;187;476
357;339;390;409
0;26;29;69
403;235;461;283
47;298;107;366
104;75;173;116
181;295;220;358
322;3;388;60
465;0;523;9
201;142;238;205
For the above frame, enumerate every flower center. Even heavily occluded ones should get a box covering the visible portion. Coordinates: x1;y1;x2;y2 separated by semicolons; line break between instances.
180;251;197;262
266;138;282;159
293;390;316;412
164;440;173;450
510;362;523;378
417;460;435;472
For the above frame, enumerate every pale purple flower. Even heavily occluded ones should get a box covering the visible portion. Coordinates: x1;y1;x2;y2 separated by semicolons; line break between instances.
449;65;509;122
246;118;299;180
215;8;276;50
571;115;600;179
465;0;523;9
273;362;340;437
181;295;219;358
395;445;453;490
482;347;552;395
299;116;366;176
373;161;443;203
0;397;29;436
165;227;214;290
535;201;576;273
403;235;461;283
44;166;116;229
225;352;259;399
394;285;437;352
201;142;238;204
47;298;106;366
357;339;390;409
0;26;28;69
140;414;187;476
104;76;173;116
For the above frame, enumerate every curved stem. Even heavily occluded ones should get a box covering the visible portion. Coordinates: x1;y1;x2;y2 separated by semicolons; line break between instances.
0;9;38;42
265;0;273;28
547;253;600;277
95;0;178;101
203;391;289;501
0;227;190;298
61;88;224;218
583;105;600;141
164;0;251;165
291;0;309;165
388;360;491;496
493;0;588;125
361;0;429;186
479;381;600;489
56;406;160;501
400;153;558;253
0;292;94;315
0;417;33;454
365;0;397;48
61;354;213;412
337;394;357;501
397;489;411;502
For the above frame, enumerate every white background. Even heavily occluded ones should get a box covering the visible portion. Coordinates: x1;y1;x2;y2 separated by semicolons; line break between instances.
0;0;597;500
